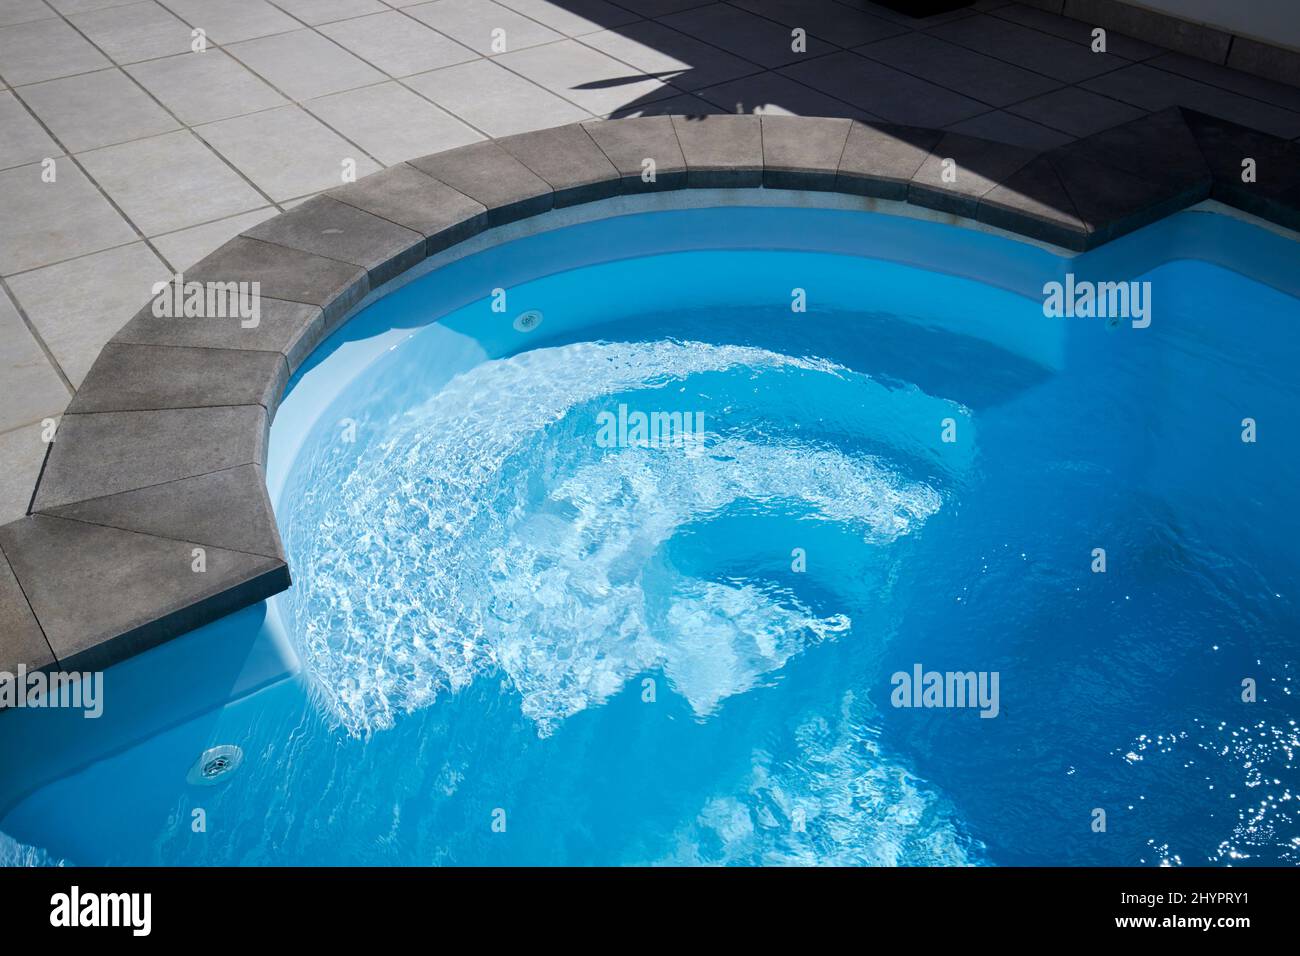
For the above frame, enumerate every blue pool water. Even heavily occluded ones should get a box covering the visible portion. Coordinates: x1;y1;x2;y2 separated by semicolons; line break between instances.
2;206;1298;866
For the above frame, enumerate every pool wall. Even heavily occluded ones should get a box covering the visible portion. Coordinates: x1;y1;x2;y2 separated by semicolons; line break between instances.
1;109;1299;681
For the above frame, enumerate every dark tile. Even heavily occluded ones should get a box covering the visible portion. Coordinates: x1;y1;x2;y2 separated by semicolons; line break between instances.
40;464;283;561
761;115;852;189
693;70;875;120
67;343;286;416
1227;38;1300;90
1181;108;1300;232
909;131;1038;218
327;163;488;257
243;196;425;289
1005;85;1145;137
1148;52;1300;114
583;115;688;190
114;298;324;375
946;109;1074;151
856;31;1062;108
670;113;763;186
0;541;53;672
1062;0;1231;63
408;140;554;226
1065;106;1209;191
659;3;833;68
930;13;1129;83
836;120;943;198
186;236;368;331
496;124;622;206
0;515;287;672
977;153;1089;248
729;0;908;47
781;51;986;126
32;406;267;512
991;2;1163;60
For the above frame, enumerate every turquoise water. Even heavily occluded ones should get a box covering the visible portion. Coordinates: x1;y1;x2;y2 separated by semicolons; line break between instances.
2;207;1297;866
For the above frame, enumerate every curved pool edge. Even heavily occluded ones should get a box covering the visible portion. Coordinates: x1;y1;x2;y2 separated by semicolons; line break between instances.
2;108;1298;679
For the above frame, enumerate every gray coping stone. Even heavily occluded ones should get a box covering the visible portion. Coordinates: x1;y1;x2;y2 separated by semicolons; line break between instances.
113;297;325;375
0;515;287;672
836;121;943;200
39;465;283;561
1181;108;1300;233
1064;106;1210;193
243;195;425;289
408;140;554;227
978;154;1090;250
326;163;488;257
909;132;1038;219
761;115;852;191
32;405;267;513
186;235;367;333
1047;146;1203;243
671;114;763;188
496;124;622;207
67;342;287;416
582;116;687;192
0;543;53;673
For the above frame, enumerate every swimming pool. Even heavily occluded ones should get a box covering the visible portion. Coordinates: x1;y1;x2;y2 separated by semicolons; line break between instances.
2;204;1297;866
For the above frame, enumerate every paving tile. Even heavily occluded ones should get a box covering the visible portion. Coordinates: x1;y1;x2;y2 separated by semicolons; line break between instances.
1064;106;1208;190
495;0;640;37
781;51;986;127
604;0;707;15
1227;37;1300;90
306;81;482;165
0;0;56;27
761;114;850;190
977;152;1087;247
0;90;60;169
185;235;368;326
660;3;833;68
326;163;487;253
945;108;1073;151
408;138;554;225
78;130;267;236
31;403;267;510
671;112;762;186
579;20;758;92
405;58;588;137
149;206;278;271
910;131;1037;218
0;288;69;432
20;68;180;152
404;0;562;54
1081;63;1300;140
69;0;192;64
857;31;1062;108
226;28;385;100
1146;52;1300;115
0;542;52;671
115;295;324;372
0;161;137;277
929;13;1127;84
126;49;287;125
694;70;874;120
243;195;425;286
1181;108;1300;233
990;2;1162;61
582;114;687;189
6;242;168;385
0;426;49;525
1004;85;1143;137
196;104;381;202
1062;0;1230;63
497;123;620;205
155;0;299;44
615;90;722;117
69;341;286;414
836;120;942;199
271;0;387;24
42;464;283;559
318;10;477;76
495;38;676;115
0;17;110;85
0;513;286;670
732;0;908;46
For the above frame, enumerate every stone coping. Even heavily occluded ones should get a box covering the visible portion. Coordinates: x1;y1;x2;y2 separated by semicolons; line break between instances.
2;109;1299;679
